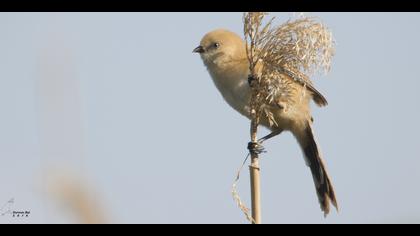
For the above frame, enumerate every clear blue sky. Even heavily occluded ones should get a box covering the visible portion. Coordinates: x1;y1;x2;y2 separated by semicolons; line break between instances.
1;12;420;224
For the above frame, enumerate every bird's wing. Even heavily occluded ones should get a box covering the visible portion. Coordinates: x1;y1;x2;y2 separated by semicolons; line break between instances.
280;65;328;107
253;58;328;107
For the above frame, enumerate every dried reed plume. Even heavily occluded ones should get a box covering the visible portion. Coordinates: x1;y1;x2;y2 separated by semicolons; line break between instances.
243;12;335;125
47;173;108;224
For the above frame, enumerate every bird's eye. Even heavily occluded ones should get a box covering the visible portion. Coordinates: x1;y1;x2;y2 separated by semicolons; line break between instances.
213;43;220;48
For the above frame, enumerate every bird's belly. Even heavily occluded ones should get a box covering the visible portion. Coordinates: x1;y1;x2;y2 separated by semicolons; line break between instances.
263;98;311;132
213;79;296;130
211;72;308;132
224;91;251;118
209;71;251;117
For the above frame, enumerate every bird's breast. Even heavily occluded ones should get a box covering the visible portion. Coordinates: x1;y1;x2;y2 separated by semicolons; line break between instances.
209;69;252;118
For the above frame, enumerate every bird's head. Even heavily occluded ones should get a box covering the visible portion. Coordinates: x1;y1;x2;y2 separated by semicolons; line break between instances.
193;29;246;67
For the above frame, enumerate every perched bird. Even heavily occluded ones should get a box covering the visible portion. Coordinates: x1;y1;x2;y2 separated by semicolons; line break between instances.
193;29;338;216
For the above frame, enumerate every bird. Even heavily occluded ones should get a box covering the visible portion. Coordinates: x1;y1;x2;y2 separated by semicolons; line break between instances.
193;29;338;216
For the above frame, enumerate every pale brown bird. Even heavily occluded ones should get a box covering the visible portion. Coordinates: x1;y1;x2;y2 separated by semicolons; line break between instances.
193;29;338;216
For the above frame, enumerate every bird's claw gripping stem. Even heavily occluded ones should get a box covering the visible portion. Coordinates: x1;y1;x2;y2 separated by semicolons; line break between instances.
247;141;266;155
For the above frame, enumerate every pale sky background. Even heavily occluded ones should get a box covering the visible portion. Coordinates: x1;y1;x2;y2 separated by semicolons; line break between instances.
0;12;420;224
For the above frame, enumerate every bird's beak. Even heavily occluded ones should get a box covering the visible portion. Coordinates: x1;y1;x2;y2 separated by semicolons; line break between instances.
192;45;204;53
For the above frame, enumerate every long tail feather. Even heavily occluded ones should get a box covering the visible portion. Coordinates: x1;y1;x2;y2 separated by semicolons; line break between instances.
296;122;338;216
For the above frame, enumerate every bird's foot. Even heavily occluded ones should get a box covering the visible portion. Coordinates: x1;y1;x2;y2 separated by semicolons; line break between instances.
247;141;266;155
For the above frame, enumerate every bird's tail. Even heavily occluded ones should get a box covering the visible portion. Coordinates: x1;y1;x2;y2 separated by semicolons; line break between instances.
295;122;338;217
